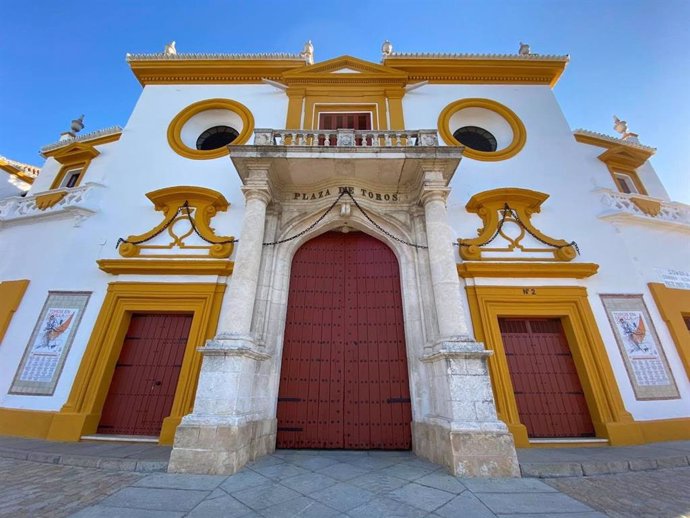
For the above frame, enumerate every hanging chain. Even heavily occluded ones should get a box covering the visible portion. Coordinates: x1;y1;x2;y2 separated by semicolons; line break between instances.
263;189;428;249
262;191;347;246
116;201;238;249
457;203;579;254
343;190;428;249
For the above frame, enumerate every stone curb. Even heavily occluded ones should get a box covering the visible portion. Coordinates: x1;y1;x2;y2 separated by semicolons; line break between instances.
0;447;168;473
521;455;690;478
1;445;688;478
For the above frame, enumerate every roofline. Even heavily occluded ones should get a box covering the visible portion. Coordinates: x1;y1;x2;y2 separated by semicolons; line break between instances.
40;126;123;156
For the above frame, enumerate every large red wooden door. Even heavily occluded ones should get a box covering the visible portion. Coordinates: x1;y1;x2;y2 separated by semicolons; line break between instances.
98;314;192;436
499;318;595;438
277;232;411;449
318;113;372;145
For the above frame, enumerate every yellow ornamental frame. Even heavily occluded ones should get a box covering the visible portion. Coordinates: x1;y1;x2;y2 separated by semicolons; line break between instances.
458;188;578;261
47;282;225;445
167;98;255;160
465;285;642;448
118;186;235;259
438;98;526;161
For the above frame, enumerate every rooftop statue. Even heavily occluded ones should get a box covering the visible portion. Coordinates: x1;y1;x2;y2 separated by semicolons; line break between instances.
519;42;531;55
300;40;314;65
164;41;177;56
382;40;393;58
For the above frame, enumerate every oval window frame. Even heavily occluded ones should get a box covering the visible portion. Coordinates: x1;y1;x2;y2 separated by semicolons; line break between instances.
438;98;526;161
167;98;255;160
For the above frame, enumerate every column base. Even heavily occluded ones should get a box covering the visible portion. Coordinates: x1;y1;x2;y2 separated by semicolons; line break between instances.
413;421;520;477
167;418;276;475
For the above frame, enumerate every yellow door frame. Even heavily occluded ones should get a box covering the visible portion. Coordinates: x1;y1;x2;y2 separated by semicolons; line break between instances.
466;285;643;447
47;281;225;445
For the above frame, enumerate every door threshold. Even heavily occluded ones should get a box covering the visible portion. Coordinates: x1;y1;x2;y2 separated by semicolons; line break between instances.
81;434;159;444
529;438;609;447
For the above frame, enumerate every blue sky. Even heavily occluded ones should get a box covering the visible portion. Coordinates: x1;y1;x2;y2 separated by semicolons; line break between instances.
1;0;688;202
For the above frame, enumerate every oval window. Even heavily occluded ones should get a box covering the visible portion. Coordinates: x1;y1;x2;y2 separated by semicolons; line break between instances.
452;126;497;152
196;126;240;150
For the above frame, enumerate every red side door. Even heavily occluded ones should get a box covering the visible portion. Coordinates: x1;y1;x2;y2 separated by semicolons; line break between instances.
499;318;595;438
98;313;192;436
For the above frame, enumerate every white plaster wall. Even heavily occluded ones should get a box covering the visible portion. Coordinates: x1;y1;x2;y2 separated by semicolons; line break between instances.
404;84;690;420
0;83;288;412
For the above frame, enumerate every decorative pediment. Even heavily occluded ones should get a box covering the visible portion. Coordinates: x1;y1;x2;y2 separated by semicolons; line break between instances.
458;188;579;262
45;142;100;164
282;55;408;85
117;186;235;258
597;145;653;170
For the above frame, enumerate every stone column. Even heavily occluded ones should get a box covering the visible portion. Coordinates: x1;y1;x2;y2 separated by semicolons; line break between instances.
420;170;469;340
168;166;276;475
413;170;520;477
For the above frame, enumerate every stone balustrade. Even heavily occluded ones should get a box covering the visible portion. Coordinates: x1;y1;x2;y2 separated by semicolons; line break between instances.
253;128;439;148
598;189;690;228
0;182;103;228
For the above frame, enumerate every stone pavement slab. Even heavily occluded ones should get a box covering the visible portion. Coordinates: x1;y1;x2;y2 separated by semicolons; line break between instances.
3;444;690;517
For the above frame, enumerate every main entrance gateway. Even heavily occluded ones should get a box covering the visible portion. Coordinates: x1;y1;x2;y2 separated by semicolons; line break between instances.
277;231;412;449
99;313;192;436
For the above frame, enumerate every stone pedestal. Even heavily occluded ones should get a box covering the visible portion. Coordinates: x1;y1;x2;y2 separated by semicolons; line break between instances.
167;336;274;475
415;340;520;477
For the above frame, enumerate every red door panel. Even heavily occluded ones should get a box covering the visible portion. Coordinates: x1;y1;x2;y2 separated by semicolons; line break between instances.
318;113;372;145
277;232;411;449
98;314;192;436
499;318;595;438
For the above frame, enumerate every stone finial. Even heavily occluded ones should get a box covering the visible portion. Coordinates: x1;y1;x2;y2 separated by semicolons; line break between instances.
382;40;393;58
300;40;314;65
519;42;531;55
70;115;85;134
613;115;639;141
60;115;85;141
164;41;177;56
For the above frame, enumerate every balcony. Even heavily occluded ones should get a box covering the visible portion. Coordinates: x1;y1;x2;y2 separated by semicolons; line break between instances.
598;189;690;231
0;182;104;228
230;129;461;190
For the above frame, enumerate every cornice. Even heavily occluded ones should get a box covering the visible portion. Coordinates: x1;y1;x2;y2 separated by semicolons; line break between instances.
573;129;656;153
97;258;234;276
0;156;40;183
127;53;307;85
457;262;599;279
40;126;123;156
383;54;569;87
386;52;569;61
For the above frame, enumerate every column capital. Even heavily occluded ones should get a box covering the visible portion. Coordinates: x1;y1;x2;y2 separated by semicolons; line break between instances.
420;185;450;206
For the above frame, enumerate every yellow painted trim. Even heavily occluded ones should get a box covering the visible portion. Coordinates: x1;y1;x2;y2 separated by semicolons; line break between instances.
438;98;526;161
47;282;225;445
608;166;648;196
630;196;661;216
285;88;305;129
383;55;568;87
118;186;234;259
458;188;577;261
129;58;307;86
0;279;29;345
527;440;609;448
0;408;55;439
648;283;690;379
574;133;654;165
458;262;598;279
167;98;254;160
0;162;36;185
386;89;405;130
35;191;68;210
638;417;690;442
283;55;408;85
98;258;233;276
466;285;641;448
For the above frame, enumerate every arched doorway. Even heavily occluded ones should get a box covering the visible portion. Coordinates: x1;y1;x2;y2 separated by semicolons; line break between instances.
277;231;412;449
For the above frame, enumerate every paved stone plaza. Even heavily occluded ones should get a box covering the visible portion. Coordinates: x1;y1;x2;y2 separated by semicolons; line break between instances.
1;445;689;517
